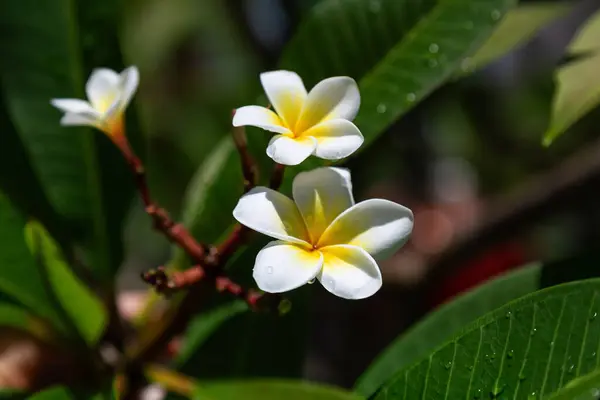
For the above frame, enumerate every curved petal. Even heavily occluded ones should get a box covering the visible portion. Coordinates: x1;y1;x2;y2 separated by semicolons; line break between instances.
232;106;290;134
50;99;99;116
318;199;414;260
253;241;323;293
59;113;98;127
266;135;316;166
304;119;364;160
233;187;310;245
318;245;381;299
292;167;354;243
260;70;307;129
85;68;120;113
296;76;360;133
117;66;139;111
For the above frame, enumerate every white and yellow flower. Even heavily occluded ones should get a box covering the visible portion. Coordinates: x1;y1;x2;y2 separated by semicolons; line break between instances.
50;66;139;139
233;70;364;166
233;167;413;299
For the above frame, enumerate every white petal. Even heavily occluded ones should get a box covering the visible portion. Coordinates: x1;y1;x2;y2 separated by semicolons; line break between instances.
85;68;120;113
59;113;98;127
296;76;360;133
253;241;323;293
260;70;307;130
318;199;414;260
233;106;291;134
233;187;310;245
304;119;364;160
117;66;139;111
266;135;316;166
318;245;381;300
50;99;99;116
292;167;354;243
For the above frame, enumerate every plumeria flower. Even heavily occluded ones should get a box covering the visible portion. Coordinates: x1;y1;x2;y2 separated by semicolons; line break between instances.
232;167;414;299
233;70;364;166
50;66;139;140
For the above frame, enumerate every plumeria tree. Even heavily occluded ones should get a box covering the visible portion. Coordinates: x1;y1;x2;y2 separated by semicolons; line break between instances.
2;0;600;399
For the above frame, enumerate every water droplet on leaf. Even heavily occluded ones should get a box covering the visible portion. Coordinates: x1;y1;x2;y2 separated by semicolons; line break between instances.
519;371;526;381
406;93;416;102
491;9;502;20
429;43;439;53
507;350;514;359
444;361;452;370
491;384;505;397
376;103;387;113
428;59;438;68
527;392;537;400
369;0;381;12
473;389;482;399
568;364;575;374
591;312;598;321
505;311;512;319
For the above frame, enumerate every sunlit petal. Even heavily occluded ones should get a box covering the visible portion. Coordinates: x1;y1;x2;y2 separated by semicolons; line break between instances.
50;99;99;116
266;135;317;166
233;106;291;134
59;113;98;127
85;68;120;112
233;187;310;245
318;199;414;260
303;119;364;160
319;245;381;299
253;241;323;293
260;70;307;129
296;76;360;133
117;66;139;112
292;167;354;243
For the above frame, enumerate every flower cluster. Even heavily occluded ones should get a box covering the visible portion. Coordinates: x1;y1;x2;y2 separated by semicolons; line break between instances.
51;67;414;300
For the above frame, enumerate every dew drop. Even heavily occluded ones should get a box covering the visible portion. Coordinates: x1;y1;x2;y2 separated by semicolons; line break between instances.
507;350;514;359
406;93;416;102
428;59;438;68
591;312;598;321
468;365;473;371
530;328;537;336
473;388;482;399
505;311;512;319
266;266;274;274
568;364;575;374
518;371;526;381
590;352;597;359
460;58;475;73
376;103;387;114
307;278;316;284
444;361;452;370
550;341;555;347
491;384;505;397
369;0;381;12
428;43;439;54
491;9;502;20
527;392;537;400
591;388;600;397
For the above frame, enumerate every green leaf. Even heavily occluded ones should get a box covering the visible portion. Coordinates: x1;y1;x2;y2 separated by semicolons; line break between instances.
0;303;56;342
0;0;136;281
0;192;68;331
356;253;600;397
27;387;75;400
547;368;600;400
175;300;249;367
455;2;570;77
280;0;517;150
373;278;600;399
355;263;542;397
198;379;364;400
24;221;107;346
0;389;26;399
543;9;600;146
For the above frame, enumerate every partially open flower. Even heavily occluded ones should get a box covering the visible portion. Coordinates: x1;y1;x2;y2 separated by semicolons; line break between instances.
233;70;364;166
50;66;139;140
232;167;413;299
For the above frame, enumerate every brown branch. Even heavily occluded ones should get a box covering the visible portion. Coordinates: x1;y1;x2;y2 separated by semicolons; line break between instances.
421;135;600;290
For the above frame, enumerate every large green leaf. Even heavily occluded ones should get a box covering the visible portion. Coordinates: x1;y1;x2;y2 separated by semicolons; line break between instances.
373;278;600;399
0;0;136;281
198;379;364;400
355;264;541;397
543;9;600;146
455;2;570;77
0;193;68;331
280;0;516;150
25;221;107;346
356;253;600;397
27;387;75;400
